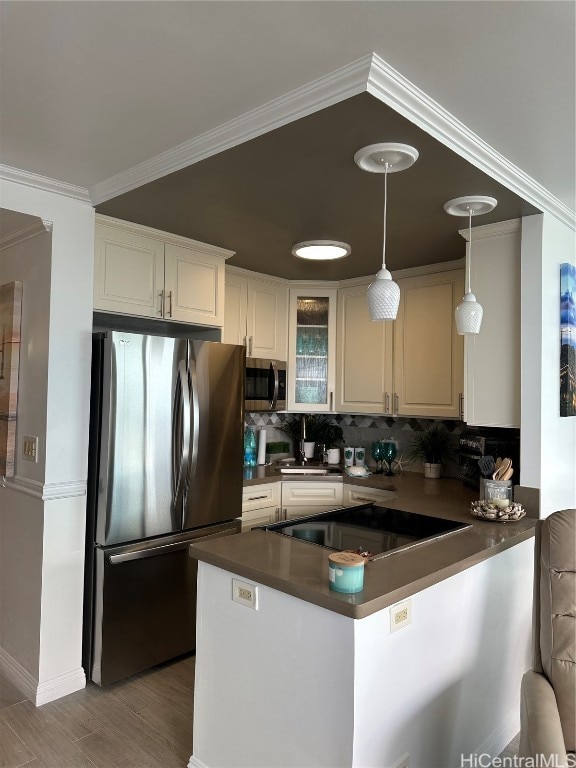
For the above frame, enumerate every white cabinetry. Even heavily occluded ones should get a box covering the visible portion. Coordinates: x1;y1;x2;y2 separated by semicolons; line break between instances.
280;481;343;520
336;269;464;418
241;483;281;531
342;484;397;507
288;287;337;412
461;220;521;427
223;269;288;360
94;216;232;326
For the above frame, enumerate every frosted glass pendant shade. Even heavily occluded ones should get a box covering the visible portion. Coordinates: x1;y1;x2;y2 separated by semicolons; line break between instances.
367;269;401;321
455;292;483;335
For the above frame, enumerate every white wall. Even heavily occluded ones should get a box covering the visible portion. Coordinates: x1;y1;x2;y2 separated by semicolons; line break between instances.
521;213;576;516
0;177;94;704
192;540;533;768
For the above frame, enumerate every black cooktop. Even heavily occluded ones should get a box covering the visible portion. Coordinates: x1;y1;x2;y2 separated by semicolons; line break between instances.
263;504;471;560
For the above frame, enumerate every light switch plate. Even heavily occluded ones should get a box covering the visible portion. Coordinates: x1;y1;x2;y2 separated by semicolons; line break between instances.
22;436;39;463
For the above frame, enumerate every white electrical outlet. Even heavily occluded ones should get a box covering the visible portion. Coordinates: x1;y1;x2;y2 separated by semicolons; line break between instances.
391;753;410;768
22;436;39;463
390;599;412;633
232;578;258;610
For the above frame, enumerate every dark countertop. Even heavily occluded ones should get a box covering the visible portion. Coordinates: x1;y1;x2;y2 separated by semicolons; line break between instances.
192;471;536;619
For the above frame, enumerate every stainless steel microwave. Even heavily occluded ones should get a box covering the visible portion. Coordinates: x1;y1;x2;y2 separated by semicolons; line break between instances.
245;358;287;411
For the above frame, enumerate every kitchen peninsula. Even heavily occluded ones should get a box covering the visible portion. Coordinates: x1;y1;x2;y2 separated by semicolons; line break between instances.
189;473;536;768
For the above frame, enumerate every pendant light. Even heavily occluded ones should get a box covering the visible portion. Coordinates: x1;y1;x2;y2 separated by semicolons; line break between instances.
355;143;419;321
444;196;497;335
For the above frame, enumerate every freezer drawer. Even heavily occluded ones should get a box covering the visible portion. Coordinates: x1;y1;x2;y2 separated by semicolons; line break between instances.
89;523;238;686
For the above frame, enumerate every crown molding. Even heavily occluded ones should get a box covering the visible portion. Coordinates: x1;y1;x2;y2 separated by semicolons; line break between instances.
89;55;372;205
89;52;574;230
458;218;522;242
225;264;290;285
0;164;91;203
0;217;52;252
96;213;235;259
365;55;575;231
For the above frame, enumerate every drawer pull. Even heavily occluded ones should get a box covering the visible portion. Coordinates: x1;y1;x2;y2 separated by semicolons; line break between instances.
352;495;377;503
247;494;269;501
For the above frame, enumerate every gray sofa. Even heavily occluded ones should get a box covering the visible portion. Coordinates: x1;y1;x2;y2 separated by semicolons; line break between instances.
519;508;576;765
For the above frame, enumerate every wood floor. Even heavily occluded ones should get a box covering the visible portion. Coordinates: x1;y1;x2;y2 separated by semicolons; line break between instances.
0;655;195;768
1;654;521;768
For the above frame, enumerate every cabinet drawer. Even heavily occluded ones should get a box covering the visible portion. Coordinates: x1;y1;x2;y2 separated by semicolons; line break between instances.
241;506;279;532
281;482;343;506
242;483;280;512
343;484;397;507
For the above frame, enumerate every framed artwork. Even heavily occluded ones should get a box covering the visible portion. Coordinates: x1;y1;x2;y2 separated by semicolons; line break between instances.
560;263;576;417
0;281;23;476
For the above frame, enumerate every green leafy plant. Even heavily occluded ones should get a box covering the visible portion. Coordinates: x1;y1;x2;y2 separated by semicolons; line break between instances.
406;424;454;466
278;415;343;448
266;441;291;455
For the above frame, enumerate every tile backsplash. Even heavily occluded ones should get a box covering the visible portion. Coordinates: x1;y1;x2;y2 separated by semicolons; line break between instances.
245;412;464;477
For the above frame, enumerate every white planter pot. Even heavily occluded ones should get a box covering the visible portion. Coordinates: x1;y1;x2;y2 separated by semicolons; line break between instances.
424;463;442;479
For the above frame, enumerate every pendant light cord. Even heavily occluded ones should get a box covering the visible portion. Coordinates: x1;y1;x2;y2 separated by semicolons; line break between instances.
382;164;388;270
466;207;472;294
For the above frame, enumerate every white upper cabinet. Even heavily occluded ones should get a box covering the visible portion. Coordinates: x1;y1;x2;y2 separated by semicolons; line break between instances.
223;269;288;360
287;287;337;413
94;216;232;326
394;270;464;419
462;220;521;427
336;270;464;418
336;284;393;414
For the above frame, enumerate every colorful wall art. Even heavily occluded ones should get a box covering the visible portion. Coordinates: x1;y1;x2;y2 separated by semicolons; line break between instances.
560;263;576;417
0;281;23;476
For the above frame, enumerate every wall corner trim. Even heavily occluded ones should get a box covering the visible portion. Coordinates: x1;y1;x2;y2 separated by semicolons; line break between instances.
188;757;210;768
0;217;53;251
4;476;87;501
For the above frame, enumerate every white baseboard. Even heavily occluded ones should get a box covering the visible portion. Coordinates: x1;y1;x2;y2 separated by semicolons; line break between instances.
0;646;86;706
474;704;520;758
188;756;209;768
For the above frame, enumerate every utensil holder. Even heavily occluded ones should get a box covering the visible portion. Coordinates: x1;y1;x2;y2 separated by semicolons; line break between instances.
481;479;512;507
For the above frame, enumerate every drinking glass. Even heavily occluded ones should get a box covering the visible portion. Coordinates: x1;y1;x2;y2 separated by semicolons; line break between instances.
371;441;385;474
382;440;397;476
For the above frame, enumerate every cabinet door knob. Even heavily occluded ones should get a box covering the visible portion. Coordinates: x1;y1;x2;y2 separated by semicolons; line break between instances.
329;391;334;411
166;290;173;318
384;392;390;414
459;393;464;420
394;393;399;414
158;290;164;316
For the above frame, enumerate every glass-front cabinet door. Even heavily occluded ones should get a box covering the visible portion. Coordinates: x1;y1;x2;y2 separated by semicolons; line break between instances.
287;288;337;412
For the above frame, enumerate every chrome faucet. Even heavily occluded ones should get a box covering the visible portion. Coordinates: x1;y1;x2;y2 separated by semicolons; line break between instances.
299;414;308;464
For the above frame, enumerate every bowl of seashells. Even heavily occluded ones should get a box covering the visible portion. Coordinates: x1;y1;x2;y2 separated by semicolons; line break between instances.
470;500;526;522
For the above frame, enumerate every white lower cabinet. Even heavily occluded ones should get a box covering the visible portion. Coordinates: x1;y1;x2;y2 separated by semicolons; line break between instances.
342;484;398;507
241;483;281;532
280;481;344;520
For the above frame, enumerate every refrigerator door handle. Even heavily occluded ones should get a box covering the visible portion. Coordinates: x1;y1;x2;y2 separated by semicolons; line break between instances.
270;360;279;410
109;540;190;564
173;359;190;513
188;352;200;503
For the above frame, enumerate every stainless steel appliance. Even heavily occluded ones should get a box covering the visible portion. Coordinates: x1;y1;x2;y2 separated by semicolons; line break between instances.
83;331;244;685
458;428;520;489
245;357;286;411
263;504;471;560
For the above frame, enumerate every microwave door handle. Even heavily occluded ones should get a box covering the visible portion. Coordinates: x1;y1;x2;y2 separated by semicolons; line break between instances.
172;359;190;515
270;361;279;410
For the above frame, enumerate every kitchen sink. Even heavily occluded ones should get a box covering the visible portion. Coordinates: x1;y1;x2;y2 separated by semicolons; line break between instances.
277;466;342;475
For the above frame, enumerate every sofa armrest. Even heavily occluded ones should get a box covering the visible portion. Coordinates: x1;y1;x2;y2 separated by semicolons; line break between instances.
519;670;569;765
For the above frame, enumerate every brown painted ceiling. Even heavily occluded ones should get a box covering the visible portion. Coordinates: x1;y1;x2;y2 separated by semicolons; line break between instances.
97;93;540;281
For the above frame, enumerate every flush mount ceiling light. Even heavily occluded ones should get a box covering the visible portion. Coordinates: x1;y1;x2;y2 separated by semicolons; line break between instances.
444;195;497;335
292;240;351;261
354;143;419;321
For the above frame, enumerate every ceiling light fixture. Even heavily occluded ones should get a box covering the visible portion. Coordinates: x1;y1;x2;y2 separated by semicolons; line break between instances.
354;143;419;321
292;240;351;261
443;195;497;335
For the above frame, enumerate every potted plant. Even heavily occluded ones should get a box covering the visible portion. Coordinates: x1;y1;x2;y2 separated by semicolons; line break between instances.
406;423;453;479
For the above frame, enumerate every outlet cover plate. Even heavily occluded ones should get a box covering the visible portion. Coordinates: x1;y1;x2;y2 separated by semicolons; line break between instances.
390;599;412;633
232;578;259;610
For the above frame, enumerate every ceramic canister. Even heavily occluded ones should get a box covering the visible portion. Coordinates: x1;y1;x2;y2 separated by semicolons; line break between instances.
328;552;365;594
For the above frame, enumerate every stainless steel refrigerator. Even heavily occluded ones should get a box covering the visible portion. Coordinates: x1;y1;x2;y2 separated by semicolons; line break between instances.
83;331;244;686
